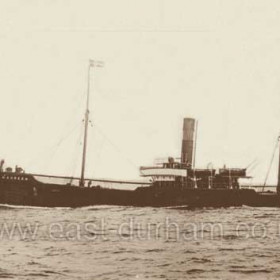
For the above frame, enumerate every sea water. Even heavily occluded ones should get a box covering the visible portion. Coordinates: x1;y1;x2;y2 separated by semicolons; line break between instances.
0;205;280;279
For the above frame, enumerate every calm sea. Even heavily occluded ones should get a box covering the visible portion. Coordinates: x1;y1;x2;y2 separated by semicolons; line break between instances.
0;205;280;279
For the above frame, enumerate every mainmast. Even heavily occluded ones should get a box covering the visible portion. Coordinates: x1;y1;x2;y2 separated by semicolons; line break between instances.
263;135;280;192
80;59;103;187
277;136;280;194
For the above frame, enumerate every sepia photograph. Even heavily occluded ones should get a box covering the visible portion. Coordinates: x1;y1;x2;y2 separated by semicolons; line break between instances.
0;0;280;279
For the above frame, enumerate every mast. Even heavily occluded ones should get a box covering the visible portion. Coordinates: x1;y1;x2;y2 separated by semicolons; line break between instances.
263;136;279;192
80;59;103;187
80;62;91;186
277;136;280;194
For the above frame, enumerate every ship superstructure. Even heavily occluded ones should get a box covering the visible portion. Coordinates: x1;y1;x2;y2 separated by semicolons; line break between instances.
140;118;249;190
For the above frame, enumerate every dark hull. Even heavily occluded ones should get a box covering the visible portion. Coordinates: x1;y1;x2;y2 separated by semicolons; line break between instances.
0;175;279;208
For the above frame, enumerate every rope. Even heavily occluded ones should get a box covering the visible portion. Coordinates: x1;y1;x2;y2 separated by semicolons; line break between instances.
67;121;84;182
36;120;81;174
247;160;259;176
93;123;144;176
246;158;258;170
262;137;279;192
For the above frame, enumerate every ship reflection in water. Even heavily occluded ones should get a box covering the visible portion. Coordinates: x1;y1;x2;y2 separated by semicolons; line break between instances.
0;205;279;279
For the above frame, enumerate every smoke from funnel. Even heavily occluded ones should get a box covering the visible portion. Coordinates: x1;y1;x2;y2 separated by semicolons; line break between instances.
181;118;196;165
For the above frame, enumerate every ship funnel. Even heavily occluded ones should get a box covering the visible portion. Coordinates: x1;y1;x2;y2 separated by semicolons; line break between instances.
181;118;196;165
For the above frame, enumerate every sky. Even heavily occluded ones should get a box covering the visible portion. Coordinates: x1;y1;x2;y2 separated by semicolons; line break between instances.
0;0;279;184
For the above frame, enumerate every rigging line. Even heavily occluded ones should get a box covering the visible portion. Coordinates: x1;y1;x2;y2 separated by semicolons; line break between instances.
43;120;82;170
246;158;258;170
60;89;87;137
262;137;279;192
48;120;81;161
25;92;85;169
247;161;259;174
92;126;106;166
27;118;83;169
59;75;89;136
93;123;144;176
55;120;82;149
48;89;87;160
68;123;84;183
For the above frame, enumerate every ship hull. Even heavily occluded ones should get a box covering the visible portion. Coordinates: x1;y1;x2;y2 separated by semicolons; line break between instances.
0;175;279;208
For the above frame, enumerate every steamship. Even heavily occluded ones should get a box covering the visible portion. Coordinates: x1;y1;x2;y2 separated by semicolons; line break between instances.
0;61;279;208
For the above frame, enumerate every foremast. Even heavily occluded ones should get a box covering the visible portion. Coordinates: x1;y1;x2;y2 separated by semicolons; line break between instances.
80;60;103;187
